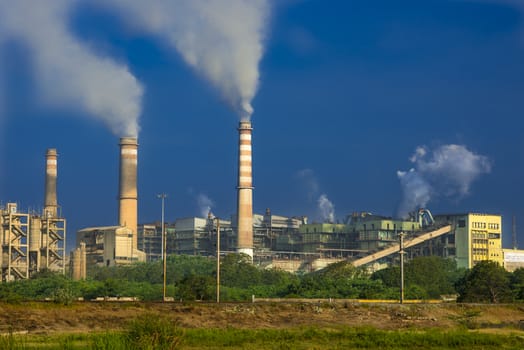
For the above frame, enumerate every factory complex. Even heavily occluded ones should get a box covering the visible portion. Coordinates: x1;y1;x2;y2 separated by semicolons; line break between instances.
135;209;511;273
2;122;524;282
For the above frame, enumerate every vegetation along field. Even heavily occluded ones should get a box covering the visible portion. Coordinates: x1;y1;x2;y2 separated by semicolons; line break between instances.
1;255;524;348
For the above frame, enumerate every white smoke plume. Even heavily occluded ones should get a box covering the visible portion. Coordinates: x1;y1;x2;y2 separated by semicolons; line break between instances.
397;144;491;218
0;0;143;137
297;169;336;223
96;0;270;120
317;194;335;224
397;169;432;218
197;193;214;218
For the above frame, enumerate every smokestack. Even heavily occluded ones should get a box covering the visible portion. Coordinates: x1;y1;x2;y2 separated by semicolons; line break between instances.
44;148;58;218
118;137;138;249
236;121;253;259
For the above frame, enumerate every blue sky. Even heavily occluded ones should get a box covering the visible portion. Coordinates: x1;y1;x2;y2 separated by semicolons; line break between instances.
1;0;523;251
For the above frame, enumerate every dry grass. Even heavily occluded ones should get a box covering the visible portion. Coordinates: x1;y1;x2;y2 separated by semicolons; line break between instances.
0;301;523;335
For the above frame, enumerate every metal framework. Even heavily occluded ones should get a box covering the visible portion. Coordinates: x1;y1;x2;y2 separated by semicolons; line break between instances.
1;204;30;281
40;217;66;274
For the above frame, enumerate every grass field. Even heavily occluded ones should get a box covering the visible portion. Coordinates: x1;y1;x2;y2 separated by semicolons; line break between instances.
1;302;524;349
2;319;524;350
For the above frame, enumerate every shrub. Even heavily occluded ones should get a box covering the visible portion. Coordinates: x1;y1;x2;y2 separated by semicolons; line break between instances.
126;314;184;349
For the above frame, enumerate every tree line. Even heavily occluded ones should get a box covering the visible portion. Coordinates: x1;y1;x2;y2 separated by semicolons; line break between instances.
0;255;523;304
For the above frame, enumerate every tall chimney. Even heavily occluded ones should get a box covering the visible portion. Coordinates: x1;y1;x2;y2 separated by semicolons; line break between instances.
236;121;253;259
118;137;138;249
44;148;58;218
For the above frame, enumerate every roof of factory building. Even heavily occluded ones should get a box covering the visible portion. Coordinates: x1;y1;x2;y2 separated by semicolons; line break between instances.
77;225;130;233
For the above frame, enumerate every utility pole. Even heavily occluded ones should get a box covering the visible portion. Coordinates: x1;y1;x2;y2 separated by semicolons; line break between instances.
157;193;168;302
399;232;405;304
216;217;220;303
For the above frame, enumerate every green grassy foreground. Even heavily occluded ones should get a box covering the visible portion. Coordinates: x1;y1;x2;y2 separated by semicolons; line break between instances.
1;317;524;350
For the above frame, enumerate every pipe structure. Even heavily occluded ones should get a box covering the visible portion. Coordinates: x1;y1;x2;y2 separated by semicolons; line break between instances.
118;137;138;249
236;121;254;259
44;149;58;218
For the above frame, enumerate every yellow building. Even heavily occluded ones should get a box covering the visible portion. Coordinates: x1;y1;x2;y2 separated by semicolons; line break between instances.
435;213;502;269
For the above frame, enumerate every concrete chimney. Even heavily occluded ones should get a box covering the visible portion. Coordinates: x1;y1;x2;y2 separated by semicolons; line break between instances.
118;137;138;249
236;121;253;259
44;148;58;218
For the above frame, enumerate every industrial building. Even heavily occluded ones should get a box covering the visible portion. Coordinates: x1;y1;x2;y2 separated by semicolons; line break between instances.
77;226;144;267
265;209;504;272
132;209;305;262
73;137;145;276
137;223;176;262
1;203;30;280
502;249;524;272
253;209;306;256
58;126;510;275
172;216;231;256
431;213;503;269
128;207;507;274
1;148;66;282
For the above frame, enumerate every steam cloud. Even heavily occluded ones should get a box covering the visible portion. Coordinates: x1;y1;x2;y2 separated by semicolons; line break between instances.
97;0;270;120
0;0;143;137
397;144;491;218
197;193;214;218
318;194;335;224
297;168;336;223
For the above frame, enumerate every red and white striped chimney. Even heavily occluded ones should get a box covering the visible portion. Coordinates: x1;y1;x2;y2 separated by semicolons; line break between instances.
44;148;58;218
118;137;138;248
236;121;253;258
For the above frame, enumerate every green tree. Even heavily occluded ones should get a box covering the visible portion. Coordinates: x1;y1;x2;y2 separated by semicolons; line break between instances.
405;256;460;298
456;260;512;303
372;256;463;299
220;253;261;288
510;267;524;301
178;275;215;301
